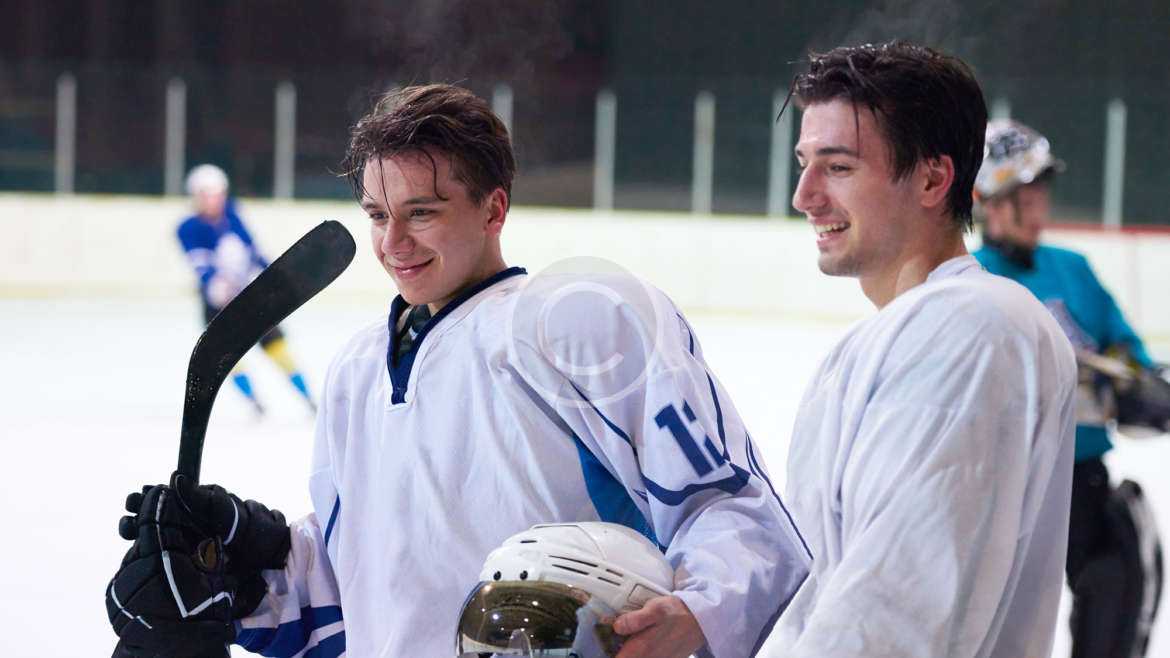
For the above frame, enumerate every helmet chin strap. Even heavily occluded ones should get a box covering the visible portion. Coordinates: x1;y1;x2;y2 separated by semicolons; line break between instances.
983;190;1036;269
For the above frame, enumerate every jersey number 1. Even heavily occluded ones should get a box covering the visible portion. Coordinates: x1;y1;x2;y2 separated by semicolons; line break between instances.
654;402;727;477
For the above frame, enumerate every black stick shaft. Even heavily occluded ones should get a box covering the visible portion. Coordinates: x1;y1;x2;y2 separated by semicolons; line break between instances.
176;220;355;484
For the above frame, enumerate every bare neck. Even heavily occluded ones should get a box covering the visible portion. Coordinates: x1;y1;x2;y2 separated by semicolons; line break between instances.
861;229;969;309
427;249;508;315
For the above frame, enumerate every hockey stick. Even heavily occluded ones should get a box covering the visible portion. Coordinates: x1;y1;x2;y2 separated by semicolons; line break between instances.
176;220;356;484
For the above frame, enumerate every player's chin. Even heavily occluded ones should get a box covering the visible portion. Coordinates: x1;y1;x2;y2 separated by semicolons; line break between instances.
817;254;859;278
396;287;431;307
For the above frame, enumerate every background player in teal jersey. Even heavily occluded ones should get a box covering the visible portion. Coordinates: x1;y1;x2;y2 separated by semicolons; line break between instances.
974;119;1167;657
177;164;316;415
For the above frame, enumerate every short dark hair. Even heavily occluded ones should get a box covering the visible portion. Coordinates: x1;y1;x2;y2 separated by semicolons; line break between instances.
791;41;987;230
342;84;515;205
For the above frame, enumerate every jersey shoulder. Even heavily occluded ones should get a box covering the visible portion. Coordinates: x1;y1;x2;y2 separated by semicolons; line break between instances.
177;215;209;239
328;317;389;375
510;270;692;357
867;269;1076;399
893;266;1068;352
504;271;699;399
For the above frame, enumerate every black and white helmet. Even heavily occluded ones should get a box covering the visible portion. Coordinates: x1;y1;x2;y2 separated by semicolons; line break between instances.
455;522;673;657
975;119;1065;200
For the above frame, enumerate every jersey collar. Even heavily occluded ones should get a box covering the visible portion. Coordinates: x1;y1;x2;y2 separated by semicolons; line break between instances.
385;266;528;404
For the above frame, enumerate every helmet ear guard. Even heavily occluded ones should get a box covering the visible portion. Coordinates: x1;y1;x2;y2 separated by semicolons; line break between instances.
455;522;674;658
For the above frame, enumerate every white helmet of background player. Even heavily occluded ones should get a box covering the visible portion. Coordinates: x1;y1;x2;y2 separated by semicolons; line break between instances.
185;163;230;196
974;119;1065;200
455;522;673;658
186;164;231;220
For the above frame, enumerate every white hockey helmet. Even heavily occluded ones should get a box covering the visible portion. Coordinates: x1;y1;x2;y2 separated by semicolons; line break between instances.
455;522;673;657
185;163;230;196
975;119;1065;200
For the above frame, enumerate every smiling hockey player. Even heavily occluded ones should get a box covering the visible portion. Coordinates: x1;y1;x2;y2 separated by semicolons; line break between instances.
772;42;1078;657
106;84;810;658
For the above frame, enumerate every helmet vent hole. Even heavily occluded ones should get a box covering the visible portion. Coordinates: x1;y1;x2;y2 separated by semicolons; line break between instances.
519;570;528;580
550;554;600;568
519;539;537;544
492;571;501;581
605;568;624;577
551;564;590;576
598;576;622;586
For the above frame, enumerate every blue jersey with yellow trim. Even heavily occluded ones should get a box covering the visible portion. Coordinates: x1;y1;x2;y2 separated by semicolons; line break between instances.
176;200;268;305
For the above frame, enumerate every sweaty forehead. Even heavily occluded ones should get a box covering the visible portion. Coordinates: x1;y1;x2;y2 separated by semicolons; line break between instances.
796;100;884;157
361;149;458;201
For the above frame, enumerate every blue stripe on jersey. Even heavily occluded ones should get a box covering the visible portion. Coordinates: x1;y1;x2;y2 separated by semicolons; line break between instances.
751;571;807;657
386;267;527;404
304;631;346;658
744;435;764;482
676;313;696;356
568;382;637;454
323;496;340;546
703;373;730;460
644;464;752;506
571;434;659;546
572;380;751;506
236;605;343;657
746;435;813;560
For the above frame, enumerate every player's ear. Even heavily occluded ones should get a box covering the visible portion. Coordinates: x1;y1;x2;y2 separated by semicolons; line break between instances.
484;187;508;236
919;155;954;211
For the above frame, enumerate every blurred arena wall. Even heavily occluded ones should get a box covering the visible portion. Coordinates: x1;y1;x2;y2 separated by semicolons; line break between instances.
2;193;1168;345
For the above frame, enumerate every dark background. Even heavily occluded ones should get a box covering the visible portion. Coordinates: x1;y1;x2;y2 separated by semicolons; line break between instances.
2;0;1168;222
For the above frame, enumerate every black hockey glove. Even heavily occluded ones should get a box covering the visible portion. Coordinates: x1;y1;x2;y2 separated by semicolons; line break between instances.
107;482;254;657
106;474;292;657
163;472;292;575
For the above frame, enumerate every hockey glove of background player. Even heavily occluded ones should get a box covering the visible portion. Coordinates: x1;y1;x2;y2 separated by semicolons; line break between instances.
106;475;291;656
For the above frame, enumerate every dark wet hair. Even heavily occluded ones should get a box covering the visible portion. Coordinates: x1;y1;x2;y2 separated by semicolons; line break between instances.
341;84;515;205
790;41;987;230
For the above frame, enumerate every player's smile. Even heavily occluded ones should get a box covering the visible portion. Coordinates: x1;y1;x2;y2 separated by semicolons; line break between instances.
812;220;850;248
390;257;434;279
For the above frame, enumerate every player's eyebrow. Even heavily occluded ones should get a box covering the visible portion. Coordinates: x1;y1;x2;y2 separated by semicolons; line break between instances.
361;195;446;210
794;145;860;159
402;196;444;205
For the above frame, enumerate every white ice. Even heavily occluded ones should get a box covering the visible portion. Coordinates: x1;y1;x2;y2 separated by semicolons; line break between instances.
2;297;1167;657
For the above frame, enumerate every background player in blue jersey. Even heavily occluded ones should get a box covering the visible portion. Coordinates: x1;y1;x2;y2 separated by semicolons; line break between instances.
107;86;810;657
974;119;1166;658
177;164;316;415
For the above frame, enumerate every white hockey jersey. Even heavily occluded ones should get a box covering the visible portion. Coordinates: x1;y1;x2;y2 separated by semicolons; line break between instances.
236;267;811;658
770;256;1077;658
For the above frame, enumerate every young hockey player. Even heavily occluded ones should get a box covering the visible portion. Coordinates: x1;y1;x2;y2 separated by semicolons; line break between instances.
974;118;1165;658
107;85;811;658
772;42;1078;657
177;164;316;414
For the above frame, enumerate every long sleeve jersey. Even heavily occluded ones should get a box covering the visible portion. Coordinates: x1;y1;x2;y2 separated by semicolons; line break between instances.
176;201;268;307
975;242;1154;461
773;256;1077;658
236;267;812;658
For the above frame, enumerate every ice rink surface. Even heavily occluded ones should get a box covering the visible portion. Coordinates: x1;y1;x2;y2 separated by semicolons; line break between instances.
4;296;1168;657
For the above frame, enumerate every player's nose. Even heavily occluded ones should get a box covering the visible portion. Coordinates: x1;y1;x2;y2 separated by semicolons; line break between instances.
382;217;414;253
792;168;825;215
